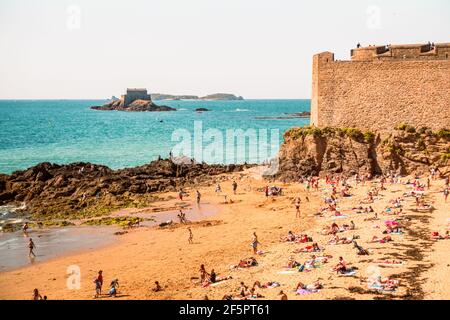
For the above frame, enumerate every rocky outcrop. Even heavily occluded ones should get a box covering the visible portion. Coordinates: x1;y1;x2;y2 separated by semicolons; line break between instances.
195;108;210;112
0;160;250;218
276;126;450;180
91;99;176;112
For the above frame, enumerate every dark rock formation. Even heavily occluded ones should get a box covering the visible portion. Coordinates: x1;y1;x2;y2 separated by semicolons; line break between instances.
195;108;210;112
0;160;251;218
276;126;450;180
91;99;176;112
255;111;311;120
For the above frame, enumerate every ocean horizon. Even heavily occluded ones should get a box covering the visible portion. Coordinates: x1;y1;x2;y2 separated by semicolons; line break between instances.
0;99;311;174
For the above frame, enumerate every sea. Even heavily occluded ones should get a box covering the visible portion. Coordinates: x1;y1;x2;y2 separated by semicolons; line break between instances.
0;99;310;174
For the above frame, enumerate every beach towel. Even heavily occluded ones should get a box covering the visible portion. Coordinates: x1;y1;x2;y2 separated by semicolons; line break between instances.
329;215;349;220
339;268;357;276
296;288;319;295
277;270;297;275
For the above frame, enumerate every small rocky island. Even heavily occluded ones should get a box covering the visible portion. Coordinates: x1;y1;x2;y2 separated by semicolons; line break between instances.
91;88;176;112
151;93;244;101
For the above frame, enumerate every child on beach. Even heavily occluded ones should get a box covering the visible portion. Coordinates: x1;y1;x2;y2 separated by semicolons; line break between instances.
108;279;119;297
94;270;103;298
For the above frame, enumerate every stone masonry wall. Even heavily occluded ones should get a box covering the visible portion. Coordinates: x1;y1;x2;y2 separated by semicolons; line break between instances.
311;50;450;133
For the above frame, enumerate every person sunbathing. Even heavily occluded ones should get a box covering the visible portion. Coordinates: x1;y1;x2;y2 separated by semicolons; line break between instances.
236;257;258;268
364;212;378;221
296;280;323;291
282;231;298;242
343;221;355;230
286;256;301;268
253;281;280;289
370;235;392;243
373;259;403;265
368;276;399;291
383;226;401;234
431;231;450;240
328;235;353;245
294;242;321;253
341;188;351;197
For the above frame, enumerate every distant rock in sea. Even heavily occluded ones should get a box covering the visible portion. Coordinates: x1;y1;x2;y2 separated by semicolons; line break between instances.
255;111;311;120
195;108;210;112
151;93;244;101
200;93;244;101
91;99;176;112
92;88;176;112
151;93;199;101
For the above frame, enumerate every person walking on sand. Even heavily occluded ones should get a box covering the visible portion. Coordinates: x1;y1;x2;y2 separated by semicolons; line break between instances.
188;227;193;244
28;238;36;257
251;232;260;254
265;185;269;198
444;188;449;203
196;190;201;205
295;198;301;218
232;180;238;195
178;189;183;201
94;270;103;298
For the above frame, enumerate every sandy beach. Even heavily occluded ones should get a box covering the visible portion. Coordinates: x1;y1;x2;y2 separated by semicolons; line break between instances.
0;167;449;300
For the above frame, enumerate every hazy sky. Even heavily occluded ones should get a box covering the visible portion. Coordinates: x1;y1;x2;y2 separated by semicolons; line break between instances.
1;0;449;99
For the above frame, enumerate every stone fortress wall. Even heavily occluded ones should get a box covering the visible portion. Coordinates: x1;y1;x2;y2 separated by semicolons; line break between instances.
310;43;450;132
122;88;152;106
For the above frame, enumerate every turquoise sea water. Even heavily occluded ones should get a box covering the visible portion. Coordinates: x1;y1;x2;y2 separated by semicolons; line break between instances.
0;99;310;174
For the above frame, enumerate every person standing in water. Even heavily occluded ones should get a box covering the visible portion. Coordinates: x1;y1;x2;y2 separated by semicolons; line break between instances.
22;222;29;235
232;180;238;195
28;238;36;257
251;232;260;254
188;227;193;244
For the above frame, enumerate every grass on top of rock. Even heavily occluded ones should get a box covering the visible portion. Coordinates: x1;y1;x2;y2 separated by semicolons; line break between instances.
287;126;375;143
396;124;450;139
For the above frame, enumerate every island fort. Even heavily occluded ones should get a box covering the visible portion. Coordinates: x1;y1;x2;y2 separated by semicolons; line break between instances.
311;43;450;132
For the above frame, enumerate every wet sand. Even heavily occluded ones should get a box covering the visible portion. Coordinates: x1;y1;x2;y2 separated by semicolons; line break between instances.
0;167;449;300
0;226;119;271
